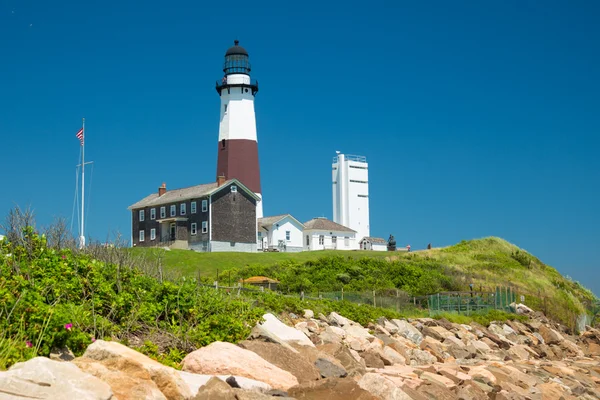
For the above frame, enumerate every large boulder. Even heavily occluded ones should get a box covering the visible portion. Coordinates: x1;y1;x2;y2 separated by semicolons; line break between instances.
79;340;191;400
182;341;299;391
192;376;236;400
358;373;414;400
539;325;564;345
328;312;353;327
238;340;320;383
392;319;423;345
288;377;378;400
74;357;166;400
252;313;315;348
0;357;113;400
422;325;455;342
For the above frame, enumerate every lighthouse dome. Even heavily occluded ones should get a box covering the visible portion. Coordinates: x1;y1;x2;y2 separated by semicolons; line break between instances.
225;40;248;56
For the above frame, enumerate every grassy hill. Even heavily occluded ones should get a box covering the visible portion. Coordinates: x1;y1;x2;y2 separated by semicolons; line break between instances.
132;237;597;327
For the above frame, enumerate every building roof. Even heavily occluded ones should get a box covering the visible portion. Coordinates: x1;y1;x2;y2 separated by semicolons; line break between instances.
258;214;305;230
303;217;356;233
240;276;280;284
360;237;388;245
128;179;259;210
225;40;248;56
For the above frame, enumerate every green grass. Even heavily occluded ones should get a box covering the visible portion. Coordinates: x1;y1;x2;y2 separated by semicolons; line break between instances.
130;248;390;278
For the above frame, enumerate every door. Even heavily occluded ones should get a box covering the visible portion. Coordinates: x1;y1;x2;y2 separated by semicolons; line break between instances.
170;223;176;241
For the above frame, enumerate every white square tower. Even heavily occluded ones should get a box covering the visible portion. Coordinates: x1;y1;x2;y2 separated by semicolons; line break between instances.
332;153;370;241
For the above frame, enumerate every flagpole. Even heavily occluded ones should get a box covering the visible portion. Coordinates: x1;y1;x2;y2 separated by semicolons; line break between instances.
80;118;86;249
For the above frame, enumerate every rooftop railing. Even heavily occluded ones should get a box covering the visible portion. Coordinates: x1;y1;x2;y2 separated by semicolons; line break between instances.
332;154;367;163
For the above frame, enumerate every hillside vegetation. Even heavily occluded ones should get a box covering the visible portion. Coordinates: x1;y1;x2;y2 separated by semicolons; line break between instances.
135;237;597;328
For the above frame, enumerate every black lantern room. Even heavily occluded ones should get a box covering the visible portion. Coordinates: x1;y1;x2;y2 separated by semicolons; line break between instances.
223;40;251;76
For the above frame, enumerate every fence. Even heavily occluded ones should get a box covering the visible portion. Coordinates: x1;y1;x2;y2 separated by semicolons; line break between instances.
427;286;517;316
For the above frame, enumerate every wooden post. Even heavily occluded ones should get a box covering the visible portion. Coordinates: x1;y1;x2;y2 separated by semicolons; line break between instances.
341;286;344;301
373;290;376;307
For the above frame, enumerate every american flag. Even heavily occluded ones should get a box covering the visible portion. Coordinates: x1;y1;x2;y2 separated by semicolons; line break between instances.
76;128;84;146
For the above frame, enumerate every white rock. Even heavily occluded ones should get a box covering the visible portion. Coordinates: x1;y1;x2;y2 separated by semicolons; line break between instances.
328;312;353;327
303;309;314;319
358;372;414;400
392;319;423;345
259;313;315;348
0;357;113;400
177;371;272;394
326;325;347;338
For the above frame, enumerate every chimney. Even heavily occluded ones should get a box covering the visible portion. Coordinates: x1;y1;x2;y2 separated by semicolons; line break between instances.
217;175;226;187
158;183;166;196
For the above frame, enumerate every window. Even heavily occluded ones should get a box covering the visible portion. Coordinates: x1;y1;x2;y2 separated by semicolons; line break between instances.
139;230;145;242
349;165;368;170
319;235;324;245
306;235;310;246
258;232;262;237
150;208;156;220
224;104;228;113
358;194;369;198
191;223;197;235
231;185;237;193
150;228;156;241
202;199;208;212
180;203;186;215
286;231;291;241
160;206;166;218
332;236;337;244
221;139;226;149
345;236;350;246
170;205;176;217
191;201;197;214
139;210;145;222
202;221;208;233
350;180;368;184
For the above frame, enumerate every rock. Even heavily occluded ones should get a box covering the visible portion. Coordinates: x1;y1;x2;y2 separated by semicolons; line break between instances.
419;336;449;362
377;317;399;334
288;377;378;400
49;346;75;362
177;371;272;395
382;346;407;365
303;309;314;319
320;330;343;345
74;357;167;400
326;325;347;338
255;313;315;348
79;340;191;399
182;341;299;391
561;339;584;358
0;357;113;400
232;388;278;400
420;371;457;389
317;342;366;377
314;357;348;378
343;324;375;341
362;349;385;368
238;340;320;383
514;303;534;315
328;312;352;327
306;320;319;333
422;325;455;342
295;321;310;336
358;372;414;400
407;348;437;366
192;376;236;400
392;319;423;345
539;324;565;345
455;381;489;400
507;344;532;361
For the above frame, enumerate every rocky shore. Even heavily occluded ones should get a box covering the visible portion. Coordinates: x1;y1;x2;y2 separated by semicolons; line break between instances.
1;306;599;399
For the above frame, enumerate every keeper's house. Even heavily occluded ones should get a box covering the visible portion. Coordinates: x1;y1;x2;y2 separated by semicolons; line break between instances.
128;177;259;252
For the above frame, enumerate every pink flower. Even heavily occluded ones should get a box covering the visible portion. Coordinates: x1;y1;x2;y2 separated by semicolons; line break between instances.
91;337;96;342
62;255;66;259
26;341;33;348
64;323;73;331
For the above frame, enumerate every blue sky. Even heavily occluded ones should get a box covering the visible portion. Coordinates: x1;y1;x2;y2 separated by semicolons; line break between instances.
1;1;599;294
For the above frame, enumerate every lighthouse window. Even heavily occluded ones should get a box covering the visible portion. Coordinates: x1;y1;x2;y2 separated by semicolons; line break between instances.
221;139;226;149
224;104;228;113
230;185;237;193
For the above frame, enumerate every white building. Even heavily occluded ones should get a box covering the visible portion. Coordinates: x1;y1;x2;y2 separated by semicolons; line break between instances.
258;214;305;252
303;217;358;251
332;153;370;241
359;237;388;251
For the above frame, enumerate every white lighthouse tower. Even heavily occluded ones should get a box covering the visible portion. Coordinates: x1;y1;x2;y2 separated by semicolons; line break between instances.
216;40;263;218
332;152;370;241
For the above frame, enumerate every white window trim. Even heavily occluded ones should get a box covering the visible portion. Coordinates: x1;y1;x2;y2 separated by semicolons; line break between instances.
180;203;186;215
160;206;166;218
139;230;145;242
150;208;156;220
150;228;156;241
139;210;145;222
191;223;197;235
202;221;208;233
319;235;324;245
170;205;176;217
286;231;291;241
202;199;208;212
191;201;197;214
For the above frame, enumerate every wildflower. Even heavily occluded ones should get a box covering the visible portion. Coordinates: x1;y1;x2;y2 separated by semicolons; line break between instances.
64;323;73;331
91;337;96;342
26;341;33;348
62;255;66;259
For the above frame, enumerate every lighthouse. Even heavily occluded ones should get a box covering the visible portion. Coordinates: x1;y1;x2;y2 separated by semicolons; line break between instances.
216;40;263;218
